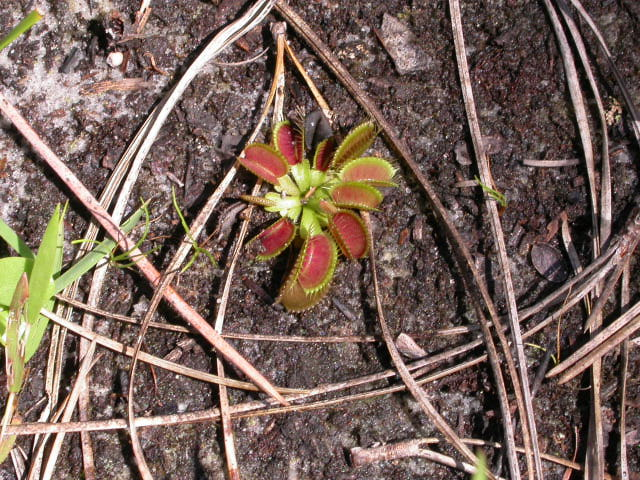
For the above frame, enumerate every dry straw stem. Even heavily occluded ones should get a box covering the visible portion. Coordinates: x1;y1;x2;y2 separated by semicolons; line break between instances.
518;196;640;329
619;266;630;480
39;341;97;479
540;3;635;475
39;2;279;476
8;278;630;472
40;307;304;394
546;293;640;383
4;354;606;477
275;3;522;478
210;27;292;479
544;206;640;380
540;3;605;476
554;0;612;324
564;0;640;146
0;91;286;406
555;0;611;243
72;75;159;480
58;294;381;342
59;291;483;342
536;14;602;476
449;1;540;478
194;22;341;475
522;158;580;167
351;437;615;479
362;212;494;480
351;439;480;477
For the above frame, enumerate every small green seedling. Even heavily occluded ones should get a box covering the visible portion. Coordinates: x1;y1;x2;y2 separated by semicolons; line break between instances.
0;10;43;53
474;176;507;208
525;342;558;366
171;187;218;273
239;119;396;311
71;199;155;270
471;450;488;480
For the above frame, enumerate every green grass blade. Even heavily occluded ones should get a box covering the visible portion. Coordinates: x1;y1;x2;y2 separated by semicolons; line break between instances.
474;176;507;208
54;206;144;293
471;451;488;480
0;257;32;345
0;10;43;53
0;427;17;464
172;187;194;242
24;204;63;361
108;201;153;266
0;218;34;258
0;257;33;308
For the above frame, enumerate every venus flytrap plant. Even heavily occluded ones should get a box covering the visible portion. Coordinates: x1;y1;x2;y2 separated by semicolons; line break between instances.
239;119;396;311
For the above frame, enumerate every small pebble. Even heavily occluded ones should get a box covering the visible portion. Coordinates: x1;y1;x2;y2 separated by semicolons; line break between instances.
454;141;472;165
377;13;430;75
530;242;569;283
107;51;124;68
59;47;81;74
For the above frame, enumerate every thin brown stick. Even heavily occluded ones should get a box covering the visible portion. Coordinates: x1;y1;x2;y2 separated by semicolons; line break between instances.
619;266;630;480
449;1;538;477
282;41;333;123
555;0;611;244
39;308;304;393
5;352;486;435
57;294;480;341
57;296;383;342
274;6;518;480
547;296;640;382
352;437;615;479
40;341;98;480
212;24;291;480
522;158;580;167
541;3;602;475
3;299;594;440
351;439;481;476
127;277;164;480
565;0;640;146
0;91;286;406
75;81;159;480
362;212;494;479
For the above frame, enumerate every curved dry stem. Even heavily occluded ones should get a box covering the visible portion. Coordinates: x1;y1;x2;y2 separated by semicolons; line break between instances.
362;212;494;479
0;88;287;403
40;307;305;393
273;8;523;480
449;1;537;477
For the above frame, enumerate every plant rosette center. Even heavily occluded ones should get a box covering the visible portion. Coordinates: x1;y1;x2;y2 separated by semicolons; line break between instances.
239;119;396;311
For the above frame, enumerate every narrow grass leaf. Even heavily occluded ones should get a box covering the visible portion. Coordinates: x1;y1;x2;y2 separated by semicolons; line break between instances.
24;204;63;360
0;426;17;464
0;218;34;258
0;10;43;53
54;206;144;292
0;257;33;307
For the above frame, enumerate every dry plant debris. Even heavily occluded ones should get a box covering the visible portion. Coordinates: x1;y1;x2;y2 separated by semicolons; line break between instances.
0;0;638;479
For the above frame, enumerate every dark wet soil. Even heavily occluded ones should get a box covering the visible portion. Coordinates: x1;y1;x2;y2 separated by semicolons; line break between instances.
1;0;639;479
